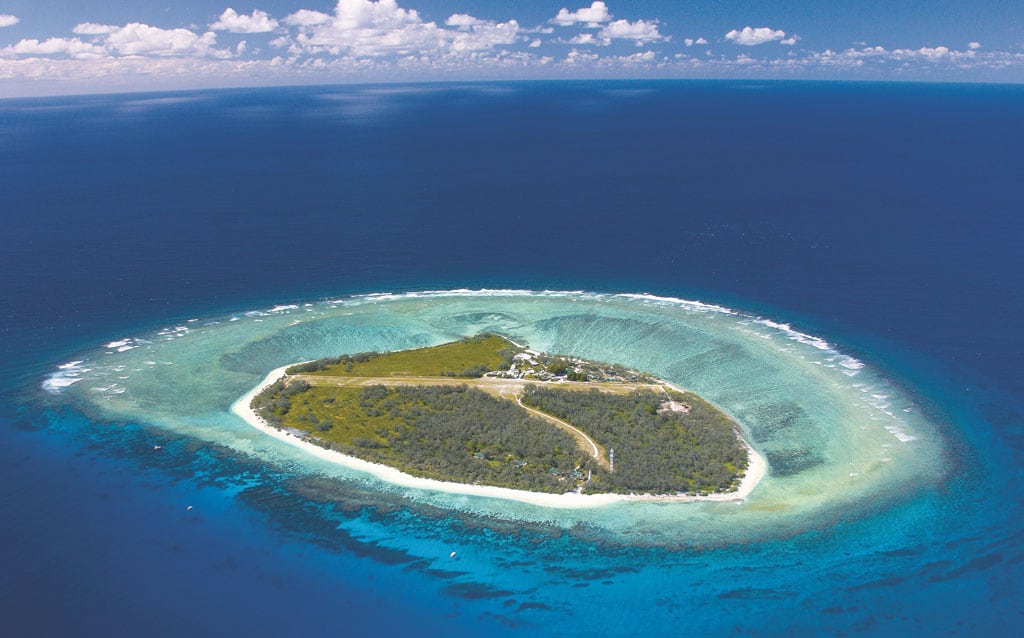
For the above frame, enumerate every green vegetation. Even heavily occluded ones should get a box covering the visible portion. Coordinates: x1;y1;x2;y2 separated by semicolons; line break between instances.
253;334;749;495
288;333;520;378
521;386;747;494
253;383;591;492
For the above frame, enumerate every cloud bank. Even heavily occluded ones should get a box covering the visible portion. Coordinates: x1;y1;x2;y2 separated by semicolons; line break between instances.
0;1;1020;96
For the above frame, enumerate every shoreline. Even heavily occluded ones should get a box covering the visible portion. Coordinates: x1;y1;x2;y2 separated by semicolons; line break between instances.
230;366;766;509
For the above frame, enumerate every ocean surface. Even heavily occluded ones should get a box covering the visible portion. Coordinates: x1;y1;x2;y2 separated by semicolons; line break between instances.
1;81;1021;636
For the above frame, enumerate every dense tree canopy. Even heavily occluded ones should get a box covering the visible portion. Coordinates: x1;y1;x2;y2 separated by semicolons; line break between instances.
521;386;747;494
252;334;749;495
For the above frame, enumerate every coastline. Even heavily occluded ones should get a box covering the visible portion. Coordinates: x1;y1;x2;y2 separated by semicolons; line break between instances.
230;365;766;509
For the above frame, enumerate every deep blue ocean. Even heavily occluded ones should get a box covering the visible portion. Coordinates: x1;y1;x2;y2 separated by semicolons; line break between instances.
1;81;1021;636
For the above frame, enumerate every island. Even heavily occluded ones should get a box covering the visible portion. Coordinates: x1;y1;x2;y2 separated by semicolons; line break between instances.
235;334;765;503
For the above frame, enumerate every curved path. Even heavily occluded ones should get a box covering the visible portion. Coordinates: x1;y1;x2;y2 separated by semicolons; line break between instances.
294;373;615;469
514;395;609;469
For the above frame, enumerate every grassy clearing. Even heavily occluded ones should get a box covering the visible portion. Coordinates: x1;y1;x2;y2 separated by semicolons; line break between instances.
289;334;520;378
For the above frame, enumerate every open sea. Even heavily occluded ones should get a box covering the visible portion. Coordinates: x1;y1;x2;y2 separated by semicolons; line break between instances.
1;81;1021;636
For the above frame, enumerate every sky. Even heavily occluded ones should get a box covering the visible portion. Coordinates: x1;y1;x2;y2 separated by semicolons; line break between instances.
0;1;1022;96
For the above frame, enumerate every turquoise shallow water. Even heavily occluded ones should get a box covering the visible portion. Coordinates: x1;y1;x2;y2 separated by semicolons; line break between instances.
44;291;946;546
21;289;1017;636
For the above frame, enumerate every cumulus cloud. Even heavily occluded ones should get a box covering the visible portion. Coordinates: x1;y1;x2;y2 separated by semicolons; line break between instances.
106;24;225;57
210;9;279;34
3;22;231;60
557;47;660;69
269;36;292;50
0;14;19;28
552;2;612;27
2;37;106;59
73;23;119;36
283;0;445;56
446;14;482;28
446;12;522;52
569;33;597;45
619;50;655;63
969;41;981;50
684;37;708;47
568;18;667;46
564;48;600;64
893;46;951;59
725;26;789;46
600;19;666;45
281;1;520;57
449;17;521;53
282;9;332;27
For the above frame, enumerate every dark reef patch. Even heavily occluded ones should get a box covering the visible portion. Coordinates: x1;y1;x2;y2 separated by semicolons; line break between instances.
443;581;515;600
764;447;824;477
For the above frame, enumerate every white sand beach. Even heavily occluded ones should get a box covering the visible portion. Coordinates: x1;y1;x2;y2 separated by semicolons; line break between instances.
230;366;766;509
